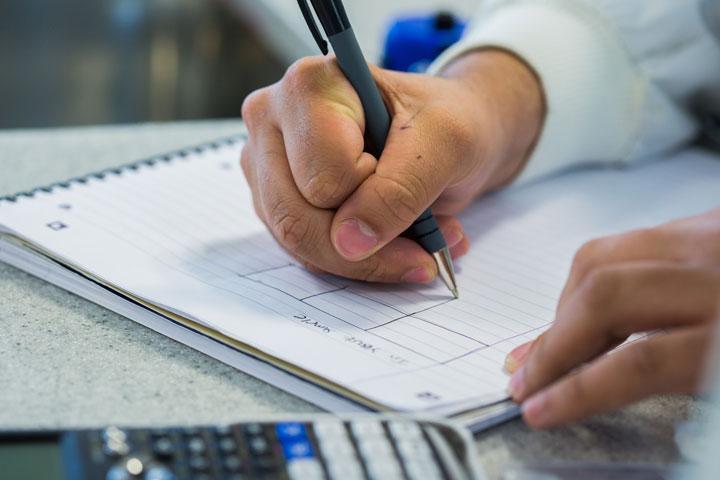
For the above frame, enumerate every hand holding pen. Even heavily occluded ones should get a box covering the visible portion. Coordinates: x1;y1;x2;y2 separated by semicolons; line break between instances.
239;1;543;291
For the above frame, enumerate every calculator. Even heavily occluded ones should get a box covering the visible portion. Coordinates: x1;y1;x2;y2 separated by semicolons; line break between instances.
0;414;484;480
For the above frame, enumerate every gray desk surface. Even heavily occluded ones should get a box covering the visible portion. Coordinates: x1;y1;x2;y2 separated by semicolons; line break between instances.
0;120;692;478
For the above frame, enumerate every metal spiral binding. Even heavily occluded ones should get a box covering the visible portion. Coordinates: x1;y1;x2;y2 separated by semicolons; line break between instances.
0;134;245;204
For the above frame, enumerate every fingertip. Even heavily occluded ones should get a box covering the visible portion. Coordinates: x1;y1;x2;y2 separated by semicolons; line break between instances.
355;151;378;172
521;392;552;429
507;366;527;401
450;237;470;259
504;340;535;374
332;218;380;261
436;216;466;245
373;237;438;284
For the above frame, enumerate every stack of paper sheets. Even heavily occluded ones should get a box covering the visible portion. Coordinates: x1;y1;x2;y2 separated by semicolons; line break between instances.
1;137;718;430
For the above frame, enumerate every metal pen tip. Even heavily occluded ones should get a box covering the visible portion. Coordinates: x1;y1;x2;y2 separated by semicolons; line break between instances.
432;248;459;299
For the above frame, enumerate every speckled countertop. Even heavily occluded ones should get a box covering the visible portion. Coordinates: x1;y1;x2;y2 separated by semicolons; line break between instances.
0;120;691;479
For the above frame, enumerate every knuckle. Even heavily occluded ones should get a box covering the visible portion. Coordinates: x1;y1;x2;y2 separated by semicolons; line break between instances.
268;199;313;252
627;227;663;250
303;169;348;208
239;146;252;176
580;267;620;310
572;238;605;277
241;89;270;130
282;56;327;95
374;173;428;226
523;334;551;383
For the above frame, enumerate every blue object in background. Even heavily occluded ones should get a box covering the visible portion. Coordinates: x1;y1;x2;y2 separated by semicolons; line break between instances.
382;12;466;73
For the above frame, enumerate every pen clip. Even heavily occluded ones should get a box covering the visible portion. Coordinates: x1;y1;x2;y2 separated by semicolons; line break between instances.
297;0;329;55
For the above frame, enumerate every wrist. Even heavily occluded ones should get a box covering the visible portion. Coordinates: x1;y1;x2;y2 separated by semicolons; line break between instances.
440;48;545;190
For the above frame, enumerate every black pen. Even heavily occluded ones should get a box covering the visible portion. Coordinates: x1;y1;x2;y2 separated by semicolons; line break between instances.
297;0;459;298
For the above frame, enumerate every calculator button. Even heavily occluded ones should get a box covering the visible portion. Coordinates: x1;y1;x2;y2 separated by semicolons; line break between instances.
388;421;423;441
248;436;270;455
222;454;243;472
327;462;365;480
218;436;237;454
187;436;206;454
397;438;433;458
188;455;209;471
313;421;347;439
276;422;307;439
350;420;385;438
125;457;144;476
106;465;132;480
356;437;394;458
404;460;443;480
287;458;324;480
281;438;315;460
243;423;263;436
103;427;128;444
143;465;176;480
103;439;130;457
152;437;175;458
214;425;233;436
366;458;404;480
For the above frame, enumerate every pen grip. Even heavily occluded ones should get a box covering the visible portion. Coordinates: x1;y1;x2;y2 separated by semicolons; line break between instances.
403;208;445;253
329;29;446;254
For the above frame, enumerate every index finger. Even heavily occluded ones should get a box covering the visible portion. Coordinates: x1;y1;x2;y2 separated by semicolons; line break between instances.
509;263;719;402
275;56;377;209
521;326;710;429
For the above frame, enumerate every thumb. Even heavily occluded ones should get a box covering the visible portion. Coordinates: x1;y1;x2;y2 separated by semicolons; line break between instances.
330;113;458;261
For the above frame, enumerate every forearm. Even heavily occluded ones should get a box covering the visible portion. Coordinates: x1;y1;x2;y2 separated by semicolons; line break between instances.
430;0;719;183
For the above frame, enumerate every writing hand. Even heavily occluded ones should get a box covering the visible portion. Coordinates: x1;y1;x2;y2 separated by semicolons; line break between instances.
240;50;542;283
505;208;720;428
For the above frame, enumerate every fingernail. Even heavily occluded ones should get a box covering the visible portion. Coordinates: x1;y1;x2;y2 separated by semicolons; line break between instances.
401;267;432;284
507;366;526;400
445;228;464;247
504;340;534;374
334;218;378;259
522;392;550;428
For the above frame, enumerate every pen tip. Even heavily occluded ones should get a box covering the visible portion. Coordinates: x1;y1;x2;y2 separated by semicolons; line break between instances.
432;248;459;300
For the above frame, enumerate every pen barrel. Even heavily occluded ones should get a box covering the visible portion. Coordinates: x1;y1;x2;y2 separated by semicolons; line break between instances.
329;29;390;156
403;207;445;253
329;29;446;255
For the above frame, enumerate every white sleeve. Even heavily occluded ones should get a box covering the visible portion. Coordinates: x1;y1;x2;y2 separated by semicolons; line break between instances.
429;0;720;183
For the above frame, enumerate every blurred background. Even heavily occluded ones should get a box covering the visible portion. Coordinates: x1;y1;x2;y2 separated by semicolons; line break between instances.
0;0;476;129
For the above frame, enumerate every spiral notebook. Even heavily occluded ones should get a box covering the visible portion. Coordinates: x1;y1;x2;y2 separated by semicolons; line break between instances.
1;136;718;431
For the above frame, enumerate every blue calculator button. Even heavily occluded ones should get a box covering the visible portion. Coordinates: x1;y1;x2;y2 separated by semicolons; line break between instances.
282;438;315;460
275;422;307;439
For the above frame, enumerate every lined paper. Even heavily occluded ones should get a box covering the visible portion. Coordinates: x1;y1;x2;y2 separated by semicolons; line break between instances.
1;141;718;413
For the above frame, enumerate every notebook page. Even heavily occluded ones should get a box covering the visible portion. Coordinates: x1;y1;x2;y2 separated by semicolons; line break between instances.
1;142;718;413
